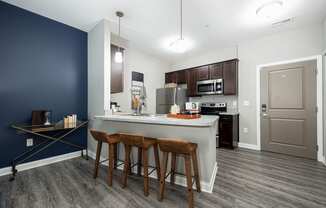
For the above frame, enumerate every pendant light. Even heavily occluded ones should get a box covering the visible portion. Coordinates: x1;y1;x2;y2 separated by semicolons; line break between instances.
115;11;124;63
169;0;190;53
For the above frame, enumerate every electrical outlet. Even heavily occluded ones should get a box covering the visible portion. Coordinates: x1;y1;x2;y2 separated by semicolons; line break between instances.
243;128;249;133
26;138;33;147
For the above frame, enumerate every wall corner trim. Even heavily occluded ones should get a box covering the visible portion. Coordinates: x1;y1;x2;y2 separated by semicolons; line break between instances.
0;151;85;177
238;142;261;151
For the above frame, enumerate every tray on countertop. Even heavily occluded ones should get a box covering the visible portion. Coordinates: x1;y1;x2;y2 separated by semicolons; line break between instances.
167;113;201;120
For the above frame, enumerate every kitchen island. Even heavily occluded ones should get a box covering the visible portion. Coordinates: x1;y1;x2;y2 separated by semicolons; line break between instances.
92;114;218;193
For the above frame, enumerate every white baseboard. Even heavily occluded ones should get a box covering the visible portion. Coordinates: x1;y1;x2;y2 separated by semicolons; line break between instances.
88;151;217;193
317;154;325;163
0;167;11;177
238;144;326;164
0;150;85;177
238;142;261;151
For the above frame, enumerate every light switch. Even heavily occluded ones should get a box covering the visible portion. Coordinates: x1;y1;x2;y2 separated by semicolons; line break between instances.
243;128;249;133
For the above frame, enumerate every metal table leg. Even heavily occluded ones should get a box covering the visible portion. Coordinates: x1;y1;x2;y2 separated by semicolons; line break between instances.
9;122;88;181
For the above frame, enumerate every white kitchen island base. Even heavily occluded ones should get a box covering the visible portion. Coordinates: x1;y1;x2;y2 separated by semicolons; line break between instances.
91;114;218;193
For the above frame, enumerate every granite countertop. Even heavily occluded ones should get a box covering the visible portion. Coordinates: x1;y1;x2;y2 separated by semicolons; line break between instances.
95;114;218;127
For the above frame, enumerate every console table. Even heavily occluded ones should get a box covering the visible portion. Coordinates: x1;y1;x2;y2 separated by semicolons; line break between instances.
10;120;88;181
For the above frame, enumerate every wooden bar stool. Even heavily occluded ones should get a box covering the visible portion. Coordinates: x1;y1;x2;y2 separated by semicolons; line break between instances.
90;129;120;186
157;138;201;208
119;133;161;196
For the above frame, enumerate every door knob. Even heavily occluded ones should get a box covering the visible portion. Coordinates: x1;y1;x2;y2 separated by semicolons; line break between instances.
262;113;269;117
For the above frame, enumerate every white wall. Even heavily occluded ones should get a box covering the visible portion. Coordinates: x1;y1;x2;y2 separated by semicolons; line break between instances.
87;19;111;153
110;34;169;114
324;19;326;51
170;46;237;71
323;18;326;159
87;31;169;162
171;23;324;147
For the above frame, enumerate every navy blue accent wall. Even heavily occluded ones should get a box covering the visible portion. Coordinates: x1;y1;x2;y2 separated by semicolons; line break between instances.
0;1;88;169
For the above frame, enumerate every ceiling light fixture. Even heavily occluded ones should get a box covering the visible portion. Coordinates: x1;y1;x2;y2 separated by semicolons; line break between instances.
256;1;283;19
169;0;190;53
115;11;124;63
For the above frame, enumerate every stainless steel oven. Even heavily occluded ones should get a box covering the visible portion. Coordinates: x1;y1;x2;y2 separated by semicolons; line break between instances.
201;102;227;148
196;79;223;95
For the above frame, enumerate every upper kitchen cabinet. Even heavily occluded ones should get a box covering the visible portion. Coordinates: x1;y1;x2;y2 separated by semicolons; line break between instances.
186;69;198;97
176;70;187;84
165;71;177;84
111;44;124;94
196;65;209;81
164;59;238;96
165;70;186;84
209;63;223;79
223;59;238;95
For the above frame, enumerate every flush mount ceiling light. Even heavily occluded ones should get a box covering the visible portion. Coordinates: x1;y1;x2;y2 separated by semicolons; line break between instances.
114;11;124;63
169;0;190;53
256;1;283;19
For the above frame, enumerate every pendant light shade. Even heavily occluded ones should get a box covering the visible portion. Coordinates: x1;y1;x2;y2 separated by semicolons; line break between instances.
170;38;187;53
115;11;124;63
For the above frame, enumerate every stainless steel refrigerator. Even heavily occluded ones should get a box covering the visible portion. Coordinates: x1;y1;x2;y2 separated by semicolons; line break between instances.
156;87;188;114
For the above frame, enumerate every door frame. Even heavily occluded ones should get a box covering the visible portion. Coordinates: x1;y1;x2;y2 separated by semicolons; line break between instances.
256;55;323;162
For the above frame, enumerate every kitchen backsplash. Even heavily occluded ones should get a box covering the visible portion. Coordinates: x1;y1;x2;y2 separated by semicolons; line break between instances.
189;95;238;111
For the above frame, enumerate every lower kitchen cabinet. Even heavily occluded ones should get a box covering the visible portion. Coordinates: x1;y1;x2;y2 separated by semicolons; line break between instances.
218;114;239;149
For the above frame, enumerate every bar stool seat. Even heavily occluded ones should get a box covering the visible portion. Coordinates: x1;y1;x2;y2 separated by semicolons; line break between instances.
90;129;121;186
119;133;161;196
157;138;201;208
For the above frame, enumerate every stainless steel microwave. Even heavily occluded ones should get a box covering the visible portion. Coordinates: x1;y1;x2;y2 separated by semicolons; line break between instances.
196;79;223;95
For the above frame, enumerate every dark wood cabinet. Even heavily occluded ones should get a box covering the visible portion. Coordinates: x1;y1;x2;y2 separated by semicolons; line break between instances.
223;60;238;95
111;44;124;94
186;69;198;97
165;72;177;84
176;70;186;84
209;63;223;79
196;66;209;81
165;70;186;84
219;114;239;149
164;59;238;97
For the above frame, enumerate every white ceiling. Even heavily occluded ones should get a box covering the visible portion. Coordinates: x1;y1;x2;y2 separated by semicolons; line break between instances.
3;0;326;63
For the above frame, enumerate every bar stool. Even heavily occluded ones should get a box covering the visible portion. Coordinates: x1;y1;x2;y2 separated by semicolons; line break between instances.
90;129;120;186
157;138;201;208
119;133;161;196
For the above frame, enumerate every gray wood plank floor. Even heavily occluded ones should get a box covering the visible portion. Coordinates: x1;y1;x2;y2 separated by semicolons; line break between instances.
1;148;326;208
